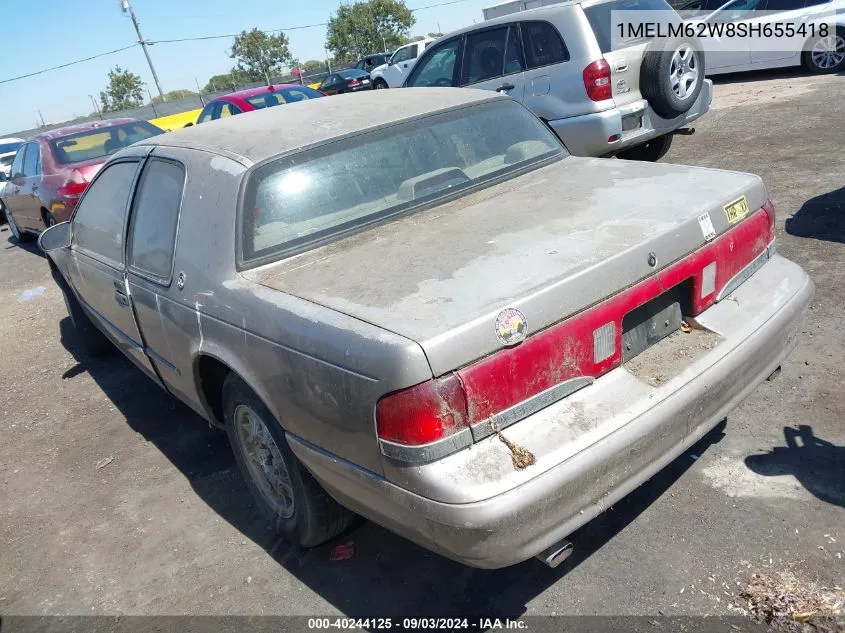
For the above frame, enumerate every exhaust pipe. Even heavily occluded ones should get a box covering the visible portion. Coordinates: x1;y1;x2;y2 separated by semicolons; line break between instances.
674;127;696;136
536;539;573;568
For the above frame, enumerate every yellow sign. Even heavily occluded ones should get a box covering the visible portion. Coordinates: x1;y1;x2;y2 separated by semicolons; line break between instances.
723;195;749;224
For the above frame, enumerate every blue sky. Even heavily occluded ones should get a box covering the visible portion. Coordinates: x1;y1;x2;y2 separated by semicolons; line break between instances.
0;0;491;135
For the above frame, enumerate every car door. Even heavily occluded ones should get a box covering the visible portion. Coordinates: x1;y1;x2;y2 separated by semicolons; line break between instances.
704;0;766;70
750;0;818;65
66;155;163;386
124;155;192;397
405;37;464;87
459;25;527;101
19;142;43;230
3;145;28;225
385;43;419;86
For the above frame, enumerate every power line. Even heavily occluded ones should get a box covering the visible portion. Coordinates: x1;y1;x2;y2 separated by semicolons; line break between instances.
0;44;138;85
146;0;475;45
0;0;478;84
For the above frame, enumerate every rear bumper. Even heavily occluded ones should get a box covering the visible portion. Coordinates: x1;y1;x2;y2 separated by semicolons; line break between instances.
289;253;812;568
547;80;713;157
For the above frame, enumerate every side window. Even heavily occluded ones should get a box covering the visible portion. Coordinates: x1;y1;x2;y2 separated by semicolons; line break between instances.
320;74;338;89
392;45;415;64
406;38;461;87
462;27;508;85
520;21;568;69
763;0;804;9
10;145;26;178
23;143;40;177
219;102;241;118
72;161;138;264
504;26;525;75
197;104;215;124
128;159;185;281
802;0;829;6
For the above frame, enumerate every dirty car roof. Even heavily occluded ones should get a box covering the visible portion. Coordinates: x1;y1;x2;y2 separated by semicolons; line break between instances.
141;88;505;165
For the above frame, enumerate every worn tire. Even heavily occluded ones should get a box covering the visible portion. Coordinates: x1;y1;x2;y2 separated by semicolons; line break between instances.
51;264;113;357
640;37;705;119
222;374;354;548
373;78;389;90
802;27;845;74
616;133;674;162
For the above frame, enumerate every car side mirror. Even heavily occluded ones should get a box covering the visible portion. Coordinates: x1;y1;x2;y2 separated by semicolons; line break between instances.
38;221;71;253
387;59;393;66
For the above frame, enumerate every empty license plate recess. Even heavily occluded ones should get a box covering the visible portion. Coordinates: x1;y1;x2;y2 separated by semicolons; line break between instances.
622;291;683;361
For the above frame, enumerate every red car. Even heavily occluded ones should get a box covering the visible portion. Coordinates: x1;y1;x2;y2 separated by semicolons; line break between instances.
195;84;325;124
0;118;164;242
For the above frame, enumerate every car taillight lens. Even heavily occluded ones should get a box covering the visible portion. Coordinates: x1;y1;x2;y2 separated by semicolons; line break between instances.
376;374;468;445
378;203;775;453
348;79;361;87
583;59;612;102
762;199;776;243
57;170;88;201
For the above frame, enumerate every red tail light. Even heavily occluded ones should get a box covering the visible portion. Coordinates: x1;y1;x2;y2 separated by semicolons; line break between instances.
57;170;88;202
378;203;775;452
583;59;612;102
376;374;468;445
348;79;361;87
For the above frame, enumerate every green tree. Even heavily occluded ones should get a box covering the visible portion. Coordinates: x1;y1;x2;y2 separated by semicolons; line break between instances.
301;59;326;74
99;66;145;113
230;28;295;82
151;89;198;105
326;0;415;60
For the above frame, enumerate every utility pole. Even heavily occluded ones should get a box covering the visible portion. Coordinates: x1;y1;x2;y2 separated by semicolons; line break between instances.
89;95;103;120
121;0;166;101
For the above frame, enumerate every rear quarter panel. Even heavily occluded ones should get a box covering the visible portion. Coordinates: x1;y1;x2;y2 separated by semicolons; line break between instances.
159;146;432;475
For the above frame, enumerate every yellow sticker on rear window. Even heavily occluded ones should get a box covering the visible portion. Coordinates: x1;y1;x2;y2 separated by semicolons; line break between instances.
723;196;749;225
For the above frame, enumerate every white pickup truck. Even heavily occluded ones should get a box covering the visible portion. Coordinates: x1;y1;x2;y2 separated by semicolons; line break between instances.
370;38;437;88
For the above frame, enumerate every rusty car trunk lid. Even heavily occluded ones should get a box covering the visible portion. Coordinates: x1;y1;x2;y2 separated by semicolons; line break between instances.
242;157;767;376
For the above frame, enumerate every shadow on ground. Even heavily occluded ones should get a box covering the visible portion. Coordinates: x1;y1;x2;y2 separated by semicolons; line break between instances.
709;66;844;86
59;316;726;617
746;425;845;509
785;186;845;244
2;227;43;256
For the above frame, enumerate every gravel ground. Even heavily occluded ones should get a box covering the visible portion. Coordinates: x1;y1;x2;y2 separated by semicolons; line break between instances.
0;68;842;619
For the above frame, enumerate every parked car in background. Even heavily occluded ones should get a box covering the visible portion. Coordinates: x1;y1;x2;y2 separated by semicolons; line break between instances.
404;0;712;161
317;69;374;94
40;89;811;569
691;0;844;74
0;118;163;242
352;52;391;72
0;137;24;179
370;38;437;88
196;85;324;124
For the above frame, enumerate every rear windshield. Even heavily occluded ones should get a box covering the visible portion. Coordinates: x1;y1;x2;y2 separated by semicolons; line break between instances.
244;87;324;109
241;100;564;264
339;69;369;79
0;141;22;154
584;0;675;53
51;121;163;165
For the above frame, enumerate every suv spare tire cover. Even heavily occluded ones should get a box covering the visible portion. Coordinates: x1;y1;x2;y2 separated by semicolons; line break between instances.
640;36;705;119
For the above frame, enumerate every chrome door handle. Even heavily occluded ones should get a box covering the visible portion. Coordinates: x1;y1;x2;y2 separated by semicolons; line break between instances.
114;292;129;307
497;83;515;93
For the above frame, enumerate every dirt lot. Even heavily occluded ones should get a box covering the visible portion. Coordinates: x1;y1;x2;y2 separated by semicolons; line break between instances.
1;68;843;619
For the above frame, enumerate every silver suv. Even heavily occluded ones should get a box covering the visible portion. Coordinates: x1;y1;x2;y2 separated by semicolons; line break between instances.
404;0;712;161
